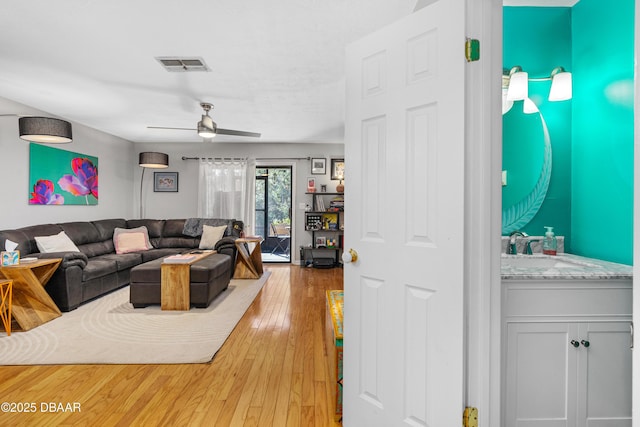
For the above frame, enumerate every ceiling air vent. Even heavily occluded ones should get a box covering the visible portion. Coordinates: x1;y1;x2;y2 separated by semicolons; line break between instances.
155;57;210;72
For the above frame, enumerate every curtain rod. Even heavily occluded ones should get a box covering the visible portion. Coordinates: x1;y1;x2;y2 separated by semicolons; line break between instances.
181;156;310;161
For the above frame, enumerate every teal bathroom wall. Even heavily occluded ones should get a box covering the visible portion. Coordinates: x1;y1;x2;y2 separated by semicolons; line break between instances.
503;7;573;245
503;3;634;265
572;0;634;265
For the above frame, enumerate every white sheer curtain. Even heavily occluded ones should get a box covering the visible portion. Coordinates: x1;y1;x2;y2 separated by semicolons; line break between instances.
197;158;256;235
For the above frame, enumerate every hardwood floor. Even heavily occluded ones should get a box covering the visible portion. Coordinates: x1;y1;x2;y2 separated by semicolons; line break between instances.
0;265;344;427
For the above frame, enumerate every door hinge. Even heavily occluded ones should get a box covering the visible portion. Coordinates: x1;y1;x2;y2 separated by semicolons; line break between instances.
465;38;480;62
463;407;478;427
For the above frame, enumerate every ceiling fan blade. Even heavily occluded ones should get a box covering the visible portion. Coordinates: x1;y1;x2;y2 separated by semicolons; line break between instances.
147;126;196;131
216;128;261;138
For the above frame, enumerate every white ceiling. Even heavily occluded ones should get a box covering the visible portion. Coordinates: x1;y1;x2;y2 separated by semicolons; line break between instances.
0;0;416;144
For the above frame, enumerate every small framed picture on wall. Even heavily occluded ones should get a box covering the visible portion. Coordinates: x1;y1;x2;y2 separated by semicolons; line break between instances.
154;172;179;192
307;177;316;193
311;157;326;175
331;158;345;180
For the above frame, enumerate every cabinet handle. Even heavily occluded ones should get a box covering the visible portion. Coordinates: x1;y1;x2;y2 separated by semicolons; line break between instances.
570;340;580;348
631;322;634;349
581;340;590;348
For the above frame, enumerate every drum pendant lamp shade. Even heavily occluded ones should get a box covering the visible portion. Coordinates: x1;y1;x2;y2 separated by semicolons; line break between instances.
138;152;168;218
19;116;73;143
139;152;169;168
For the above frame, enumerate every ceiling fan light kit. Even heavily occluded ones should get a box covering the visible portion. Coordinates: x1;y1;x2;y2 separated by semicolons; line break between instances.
148;102;261;140
197;122;216;138
197;103;217;138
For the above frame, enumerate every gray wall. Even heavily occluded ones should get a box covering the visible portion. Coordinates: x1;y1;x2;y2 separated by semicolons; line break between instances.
134;141;345;262
0;96;135;230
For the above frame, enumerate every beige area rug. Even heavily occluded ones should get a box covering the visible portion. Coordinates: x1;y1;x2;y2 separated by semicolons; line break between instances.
0;272;270;365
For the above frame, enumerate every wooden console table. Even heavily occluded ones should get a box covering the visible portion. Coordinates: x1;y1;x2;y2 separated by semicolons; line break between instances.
0;258;62;331
161;251;215;311
234;238;264;279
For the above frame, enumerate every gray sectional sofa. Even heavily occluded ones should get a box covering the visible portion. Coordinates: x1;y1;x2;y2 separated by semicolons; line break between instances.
0;218;242;311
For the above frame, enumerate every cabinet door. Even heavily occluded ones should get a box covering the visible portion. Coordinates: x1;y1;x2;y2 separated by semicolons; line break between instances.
505;322;578;427
576;322;632;427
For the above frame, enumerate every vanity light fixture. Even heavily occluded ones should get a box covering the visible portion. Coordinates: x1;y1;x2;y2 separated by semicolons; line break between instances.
548;67;572;101
18;116;73;143
506;66;529;101
504;65;573;103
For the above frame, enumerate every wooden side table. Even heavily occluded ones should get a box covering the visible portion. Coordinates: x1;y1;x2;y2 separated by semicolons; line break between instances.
161;251;215;310
0;258;62;331
0;279;12;336
234;238;264;279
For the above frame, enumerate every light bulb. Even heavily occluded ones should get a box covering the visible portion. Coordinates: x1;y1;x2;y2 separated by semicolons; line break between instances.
549;68;572;101
507;71;528;101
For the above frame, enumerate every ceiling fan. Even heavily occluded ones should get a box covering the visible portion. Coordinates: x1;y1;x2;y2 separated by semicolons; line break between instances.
148;102;261;138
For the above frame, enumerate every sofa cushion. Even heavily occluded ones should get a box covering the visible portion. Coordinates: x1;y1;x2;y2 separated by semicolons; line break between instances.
35;231;80;253
182;218;235;237
199;225;227;249
140;248;184;263
0;229;33;255
59;222;101;245
82;256;118;281
162;219;187;237
92;219;127;241
10;224;63;255
78;240;114;258
114;226;152;254
100;253;143;271
127;219;164;238
151;219;194;248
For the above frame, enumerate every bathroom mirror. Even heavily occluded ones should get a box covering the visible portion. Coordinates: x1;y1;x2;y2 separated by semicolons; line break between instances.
502;102;552;234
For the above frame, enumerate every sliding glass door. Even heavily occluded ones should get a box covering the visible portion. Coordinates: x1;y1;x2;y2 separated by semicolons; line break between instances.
255;167;292;263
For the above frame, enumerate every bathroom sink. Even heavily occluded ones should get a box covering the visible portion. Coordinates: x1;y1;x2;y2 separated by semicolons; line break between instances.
501;253;631;280
501;254;598;270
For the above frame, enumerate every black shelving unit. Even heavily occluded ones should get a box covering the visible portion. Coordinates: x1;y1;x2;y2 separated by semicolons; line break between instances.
303;192;344;268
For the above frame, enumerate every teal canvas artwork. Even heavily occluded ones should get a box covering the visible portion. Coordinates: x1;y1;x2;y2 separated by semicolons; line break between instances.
29;143;98;205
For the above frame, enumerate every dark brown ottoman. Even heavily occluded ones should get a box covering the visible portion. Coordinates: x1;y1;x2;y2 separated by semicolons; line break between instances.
129;253;232;308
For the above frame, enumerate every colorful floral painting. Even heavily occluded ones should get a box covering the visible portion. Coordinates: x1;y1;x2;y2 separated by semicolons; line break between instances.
29;144;99;205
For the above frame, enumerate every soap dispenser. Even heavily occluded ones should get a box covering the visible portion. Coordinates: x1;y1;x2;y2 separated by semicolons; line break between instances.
542;226;557;255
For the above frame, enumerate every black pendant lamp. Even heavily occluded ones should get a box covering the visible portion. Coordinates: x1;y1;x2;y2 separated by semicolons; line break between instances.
19;116;73;143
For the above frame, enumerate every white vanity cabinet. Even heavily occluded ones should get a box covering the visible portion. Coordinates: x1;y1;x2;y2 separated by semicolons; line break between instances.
503;279;632;427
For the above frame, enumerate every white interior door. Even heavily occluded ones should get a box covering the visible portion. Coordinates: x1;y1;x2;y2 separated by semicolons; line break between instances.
343;1;466;425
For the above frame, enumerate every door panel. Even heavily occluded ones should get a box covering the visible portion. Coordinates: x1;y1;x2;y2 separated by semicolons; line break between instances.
505;322;576;427
344;1;465;425
578;322;632;427
361;116;386;241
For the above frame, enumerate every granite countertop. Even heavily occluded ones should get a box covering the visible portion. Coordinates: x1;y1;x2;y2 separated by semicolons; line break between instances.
501;253;633;280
